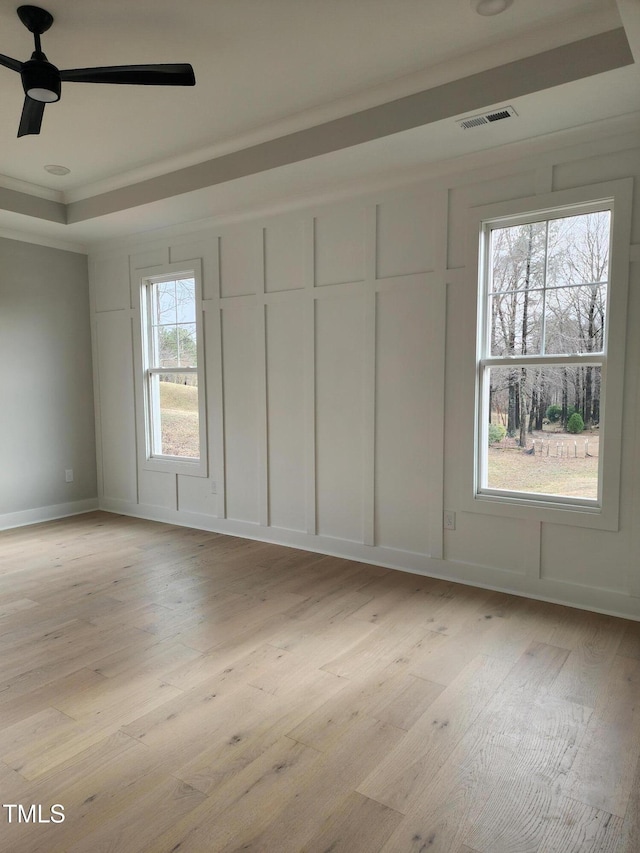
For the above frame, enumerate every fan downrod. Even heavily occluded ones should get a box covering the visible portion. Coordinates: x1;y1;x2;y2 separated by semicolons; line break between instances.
17;5;54;36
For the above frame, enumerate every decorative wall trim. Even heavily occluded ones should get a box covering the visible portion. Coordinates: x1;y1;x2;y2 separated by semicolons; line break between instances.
362;205;377;546
88;132;640;626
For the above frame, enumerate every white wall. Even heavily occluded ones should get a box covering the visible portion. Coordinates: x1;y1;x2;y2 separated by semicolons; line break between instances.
0;238;97;529
89;125;640;619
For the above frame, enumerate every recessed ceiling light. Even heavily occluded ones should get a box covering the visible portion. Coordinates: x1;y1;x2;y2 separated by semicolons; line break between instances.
475;0;513;15
44;164;70;176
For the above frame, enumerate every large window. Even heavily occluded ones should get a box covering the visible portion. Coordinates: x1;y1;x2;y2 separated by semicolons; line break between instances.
140;267;206;474
476;202;615;510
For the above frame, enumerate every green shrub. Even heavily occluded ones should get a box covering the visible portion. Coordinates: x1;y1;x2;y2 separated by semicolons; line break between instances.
488;423;507;444
546;404;562;423
567;412;585;434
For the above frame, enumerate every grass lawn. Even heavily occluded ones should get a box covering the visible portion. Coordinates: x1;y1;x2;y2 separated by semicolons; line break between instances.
487;428;599;498
159;381;200;458
155;384;600;497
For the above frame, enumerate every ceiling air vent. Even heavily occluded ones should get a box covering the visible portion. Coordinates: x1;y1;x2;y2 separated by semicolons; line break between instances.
457;105;518;129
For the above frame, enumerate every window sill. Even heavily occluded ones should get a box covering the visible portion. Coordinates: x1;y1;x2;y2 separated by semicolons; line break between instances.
467;489;618;531
142;456;207;478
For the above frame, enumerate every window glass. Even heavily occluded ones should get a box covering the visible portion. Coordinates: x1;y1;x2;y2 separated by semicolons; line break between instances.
144;275;201;462
479;209;611;504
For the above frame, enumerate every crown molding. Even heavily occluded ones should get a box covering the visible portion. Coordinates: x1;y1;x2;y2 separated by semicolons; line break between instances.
86;110;640;257
65;29;633;225
0;173;64;202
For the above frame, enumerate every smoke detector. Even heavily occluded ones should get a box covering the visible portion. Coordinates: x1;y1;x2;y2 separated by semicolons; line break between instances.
474;0;513;15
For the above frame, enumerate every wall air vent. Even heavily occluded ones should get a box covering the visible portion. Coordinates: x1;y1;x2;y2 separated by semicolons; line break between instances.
457;105;518;129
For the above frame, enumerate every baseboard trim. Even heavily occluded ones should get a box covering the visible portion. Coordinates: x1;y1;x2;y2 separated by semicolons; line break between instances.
0;498;99;532
98;497;640;623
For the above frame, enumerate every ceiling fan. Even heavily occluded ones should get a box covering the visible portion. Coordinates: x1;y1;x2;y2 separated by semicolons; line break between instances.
0;5;196;138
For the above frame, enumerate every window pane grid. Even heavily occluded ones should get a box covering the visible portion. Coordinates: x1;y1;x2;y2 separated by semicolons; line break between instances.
479;207;612;506
148;367;197;374
143;275;201;463
490;279;608;296
480;354;606;368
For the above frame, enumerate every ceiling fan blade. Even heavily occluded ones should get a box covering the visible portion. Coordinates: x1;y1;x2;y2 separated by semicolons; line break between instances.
60;63;195;86
0;52;22;73
17;96;45;137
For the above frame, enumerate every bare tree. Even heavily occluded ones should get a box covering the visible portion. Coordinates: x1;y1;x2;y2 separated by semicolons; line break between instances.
487;210;609;439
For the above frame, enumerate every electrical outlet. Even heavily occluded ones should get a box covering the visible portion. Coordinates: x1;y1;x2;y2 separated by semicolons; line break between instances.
443;510;456;530
65;469;74;483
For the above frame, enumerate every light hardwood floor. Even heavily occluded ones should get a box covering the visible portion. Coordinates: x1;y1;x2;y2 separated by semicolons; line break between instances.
1;511;639;852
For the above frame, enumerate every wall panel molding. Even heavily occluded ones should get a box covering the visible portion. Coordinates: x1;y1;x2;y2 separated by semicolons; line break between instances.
87;131;640;619
362;204;377;546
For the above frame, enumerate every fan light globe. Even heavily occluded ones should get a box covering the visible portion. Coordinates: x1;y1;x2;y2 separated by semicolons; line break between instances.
27;86;58;102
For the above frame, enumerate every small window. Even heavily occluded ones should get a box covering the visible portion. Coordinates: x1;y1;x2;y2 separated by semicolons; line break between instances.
477;204;612;508
140;269;206;474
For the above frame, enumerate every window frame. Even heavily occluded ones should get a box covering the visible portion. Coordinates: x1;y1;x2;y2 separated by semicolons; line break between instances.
138;260;207;477
463;179;632;531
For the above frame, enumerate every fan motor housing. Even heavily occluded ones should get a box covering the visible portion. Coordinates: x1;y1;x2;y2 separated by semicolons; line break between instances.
21;58;61;102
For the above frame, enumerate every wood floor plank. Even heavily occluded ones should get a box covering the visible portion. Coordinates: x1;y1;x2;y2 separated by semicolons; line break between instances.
66;776;206;853
562;654;640;817
349;572;431;624
302;791;403;853
286;657;441;754
620;751;640;851
431;646;587;852
268;608;381;668
320;617;441;680
0;624;155;704
282;584;374;623
357;654;514;814
52;675;181;725
159;612;297;690
467;641;572;741
408;594;532;687
90;635;202;680
0;597;39;617
1;512;639;853
379;728;516;853
0;732;163;853
215;717;405;853
176;591;304;652
141;736;323;853
0;707;76;758
0;667;106;728
120;647;287;747
617;620;640;660
5;678;183;781
548;612;625;707
368;672;445;730
480;597;564;660
535;796;623;853
463;774;560;853
174;667;344;796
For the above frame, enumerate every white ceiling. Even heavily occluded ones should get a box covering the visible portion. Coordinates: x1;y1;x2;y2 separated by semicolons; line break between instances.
0;0;637;249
